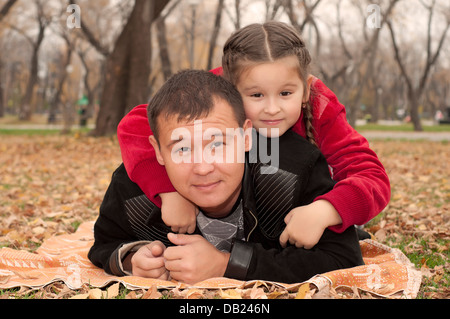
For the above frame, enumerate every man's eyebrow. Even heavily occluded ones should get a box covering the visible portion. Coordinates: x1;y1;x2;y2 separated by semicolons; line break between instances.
205;130;236;139
166;137;184;148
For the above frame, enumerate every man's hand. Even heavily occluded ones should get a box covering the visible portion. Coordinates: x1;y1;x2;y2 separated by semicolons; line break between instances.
279;200;342;249
160;192;199;234
164;233;230;284
130;241;170;280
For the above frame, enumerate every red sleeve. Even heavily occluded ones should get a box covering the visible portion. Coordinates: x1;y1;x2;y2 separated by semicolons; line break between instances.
117;104;175;207
210;66;223;76
292;77;391;233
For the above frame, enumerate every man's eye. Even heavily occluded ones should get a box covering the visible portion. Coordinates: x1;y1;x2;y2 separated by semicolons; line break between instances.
176;146;190;153
210;141;224;149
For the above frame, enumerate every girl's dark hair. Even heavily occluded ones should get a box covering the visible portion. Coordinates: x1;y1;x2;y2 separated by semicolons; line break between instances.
148;70;246;142
222;21;316;146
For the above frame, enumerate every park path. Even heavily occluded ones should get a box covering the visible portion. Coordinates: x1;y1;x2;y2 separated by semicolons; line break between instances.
360;131;450;141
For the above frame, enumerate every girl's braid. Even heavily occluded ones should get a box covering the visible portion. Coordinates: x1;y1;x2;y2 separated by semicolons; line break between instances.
302;101;317;147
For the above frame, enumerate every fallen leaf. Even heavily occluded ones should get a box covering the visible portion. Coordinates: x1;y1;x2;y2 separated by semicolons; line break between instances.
125;290;138;299
88;288;104;299
185;288;205;299
220;289;242;299
267;289;289;299
32;226;46;235
142;285;162;299
374;228;387;242
295;283;310;299
106;283;120;299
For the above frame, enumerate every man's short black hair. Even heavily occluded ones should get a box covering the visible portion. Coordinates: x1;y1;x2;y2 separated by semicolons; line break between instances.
147;70;246;142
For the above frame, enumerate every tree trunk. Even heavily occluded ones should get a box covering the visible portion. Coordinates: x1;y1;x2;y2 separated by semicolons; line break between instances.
48;41;73;124
77;48;99;125
19;13;46;121
207;0;225;71
91;0;169;136
0;0;17;117
372;87;381;123
408;90;423;131
0;80;4;118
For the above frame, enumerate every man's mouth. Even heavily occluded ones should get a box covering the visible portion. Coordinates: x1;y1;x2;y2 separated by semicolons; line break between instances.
193;181;221;191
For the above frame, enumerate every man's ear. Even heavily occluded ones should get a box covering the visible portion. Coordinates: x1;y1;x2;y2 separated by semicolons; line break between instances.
243;119;253;152
302;74;314;103
149;136;165;166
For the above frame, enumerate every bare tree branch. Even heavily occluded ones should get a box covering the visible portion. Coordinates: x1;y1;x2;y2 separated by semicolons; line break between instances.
336;1;352;60
0;0;17;22
419;0;450;90
67;0;110;57
387;19;412;92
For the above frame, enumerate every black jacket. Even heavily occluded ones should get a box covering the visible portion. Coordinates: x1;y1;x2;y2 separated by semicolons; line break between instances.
88;130;364;283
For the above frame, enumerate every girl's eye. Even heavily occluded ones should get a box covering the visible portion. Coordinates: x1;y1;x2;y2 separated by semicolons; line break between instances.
250;93;263;98
280;91;291;96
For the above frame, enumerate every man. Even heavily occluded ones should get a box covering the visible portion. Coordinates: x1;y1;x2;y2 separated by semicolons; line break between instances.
88;70;363;284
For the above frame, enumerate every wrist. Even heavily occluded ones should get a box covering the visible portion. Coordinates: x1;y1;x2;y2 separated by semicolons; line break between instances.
122;252;135;273
219;252;231;277
313;200;342;227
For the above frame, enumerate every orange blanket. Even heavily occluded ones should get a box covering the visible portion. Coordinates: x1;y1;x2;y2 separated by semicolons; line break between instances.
0;221;421;298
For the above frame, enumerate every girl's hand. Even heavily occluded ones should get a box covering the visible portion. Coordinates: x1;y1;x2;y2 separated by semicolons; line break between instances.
279;200;342;249
160;192;199;234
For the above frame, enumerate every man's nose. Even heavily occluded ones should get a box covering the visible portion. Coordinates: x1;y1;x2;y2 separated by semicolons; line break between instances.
192;157;215;175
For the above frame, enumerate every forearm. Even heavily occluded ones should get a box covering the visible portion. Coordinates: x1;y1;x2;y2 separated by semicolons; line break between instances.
117;104;176;205
318;114;390;231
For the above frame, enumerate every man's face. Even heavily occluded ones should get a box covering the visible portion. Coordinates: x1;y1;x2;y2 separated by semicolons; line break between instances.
149;98;252;218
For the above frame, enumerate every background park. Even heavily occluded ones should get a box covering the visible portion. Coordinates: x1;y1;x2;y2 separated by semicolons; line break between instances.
0;0;448;299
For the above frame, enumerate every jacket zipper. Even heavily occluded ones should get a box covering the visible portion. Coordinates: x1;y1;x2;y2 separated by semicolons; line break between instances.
246;209;258;241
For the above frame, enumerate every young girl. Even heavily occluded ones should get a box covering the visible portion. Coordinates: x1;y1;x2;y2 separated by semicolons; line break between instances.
117;21;390;249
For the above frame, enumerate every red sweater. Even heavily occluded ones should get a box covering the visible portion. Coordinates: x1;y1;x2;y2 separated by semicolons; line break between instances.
117;68;390;233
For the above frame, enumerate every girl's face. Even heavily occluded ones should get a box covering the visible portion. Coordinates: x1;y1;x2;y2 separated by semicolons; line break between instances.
235;56;311;137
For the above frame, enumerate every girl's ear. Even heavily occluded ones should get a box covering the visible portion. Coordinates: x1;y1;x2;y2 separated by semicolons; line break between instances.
302;74;314;103
148;136;165;166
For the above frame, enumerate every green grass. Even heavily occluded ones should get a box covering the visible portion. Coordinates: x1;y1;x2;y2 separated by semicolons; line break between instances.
365;205;450;299
0;129;62;135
